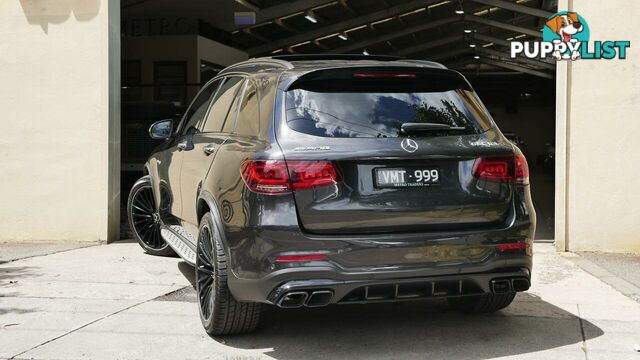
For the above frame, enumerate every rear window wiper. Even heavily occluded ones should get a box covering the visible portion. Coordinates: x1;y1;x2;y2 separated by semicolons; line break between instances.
400;122;467;134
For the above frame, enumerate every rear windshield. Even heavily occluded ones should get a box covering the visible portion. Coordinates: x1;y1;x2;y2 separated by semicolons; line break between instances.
285;70;495;138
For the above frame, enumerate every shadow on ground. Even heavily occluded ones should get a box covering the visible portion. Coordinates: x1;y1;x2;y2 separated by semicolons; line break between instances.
0;265;41;314
172;262;603;359
228;296;601;359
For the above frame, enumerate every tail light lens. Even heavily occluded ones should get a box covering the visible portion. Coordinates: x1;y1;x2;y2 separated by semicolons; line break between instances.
472;155;529;186
241;160;341;194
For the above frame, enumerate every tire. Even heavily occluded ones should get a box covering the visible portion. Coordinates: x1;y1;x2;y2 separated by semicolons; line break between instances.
196;212;261;336
448;292;516;313
127;176;175;256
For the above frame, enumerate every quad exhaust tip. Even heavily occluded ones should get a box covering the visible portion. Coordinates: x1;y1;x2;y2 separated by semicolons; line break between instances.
277;291;308;308
490;277;530;294
306;290;333;307
277;290;334;308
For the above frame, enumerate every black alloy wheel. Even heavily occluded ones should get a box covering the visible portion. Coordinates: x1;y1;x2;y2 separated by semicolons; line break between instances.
196;212;261;336
127;176;174;256
196;224;215;322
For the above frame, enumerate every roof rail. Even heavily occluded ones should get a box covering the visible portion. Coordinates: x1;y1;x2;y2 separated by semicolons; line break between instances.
270;54;405;62
222;58;294;72
394;59;448;69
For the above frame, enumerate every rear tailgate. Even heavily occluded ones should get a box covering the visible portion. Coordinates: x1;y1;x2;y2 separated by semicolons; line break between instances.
275;67;517;235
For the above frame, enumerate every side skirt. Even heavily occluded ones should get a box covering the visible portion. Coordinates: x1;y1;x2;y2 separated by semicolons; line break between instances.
160;225;197;265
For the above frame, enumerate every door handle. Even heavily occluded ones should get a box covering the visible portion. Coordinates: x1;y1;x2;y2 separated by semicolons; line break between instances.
177;140;188;151
203;145;217;155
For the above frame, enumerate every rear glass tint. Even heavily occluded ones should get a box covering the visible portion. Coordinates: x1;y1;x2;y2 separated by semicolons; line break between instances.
285;69;494;138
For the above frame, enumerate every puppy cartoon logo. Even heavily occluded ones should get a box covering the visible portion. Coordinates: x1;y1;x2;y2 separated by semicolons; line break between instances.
543;12;590;60
511;10;630;62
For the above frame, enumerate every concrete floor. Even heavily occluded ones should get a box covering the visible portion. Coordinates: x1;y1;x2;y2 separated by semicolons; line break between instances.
0;241;97;264
1;242;640;360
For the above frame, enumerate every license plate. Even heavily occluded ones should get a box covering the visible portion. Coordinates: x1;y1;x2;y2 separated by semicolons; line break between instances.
374;167;440;188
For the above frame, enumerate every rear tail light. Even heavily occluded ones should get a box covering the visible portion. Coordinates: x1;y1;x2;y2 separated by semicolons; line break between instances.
472;155;529;186
241;160;341;194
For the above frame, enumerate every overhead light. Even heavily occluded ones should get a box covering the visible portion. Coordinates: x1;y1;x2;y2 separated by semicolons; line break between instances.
291;41;310;48
464;29;472;34
469;44;476;48
338;33;348;41
362;49;370;56
304;11;317;23
455;9;465;14
371;17;393;27
474;55;480;60
482;42;494;47
271;49;283;54
428;1;451;9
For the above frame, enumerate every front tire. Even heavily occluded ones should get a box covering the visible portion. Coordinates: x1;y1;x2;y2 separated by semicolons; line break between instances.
127;176;174;256
196;212;261;336
448;292;516;313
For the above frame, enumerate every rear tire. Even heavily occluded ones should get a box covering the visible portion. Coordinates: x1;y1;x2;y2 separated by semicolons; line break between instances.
127;176;175;256
448;292;516;313
196;212;261;336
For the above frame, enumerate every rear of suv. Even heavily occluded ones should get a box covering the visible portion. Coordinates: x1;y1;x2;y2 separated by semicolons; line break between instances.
128;55;535;336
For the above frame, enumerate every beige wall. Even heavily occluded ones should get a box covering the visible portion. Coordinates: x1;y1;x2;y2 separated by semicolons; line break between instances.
556;0;640;252
0;0;119;242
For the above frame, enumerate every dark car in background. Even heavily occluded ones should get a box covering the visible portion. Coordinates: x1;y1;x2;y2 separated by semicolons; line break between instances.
127;55;536;336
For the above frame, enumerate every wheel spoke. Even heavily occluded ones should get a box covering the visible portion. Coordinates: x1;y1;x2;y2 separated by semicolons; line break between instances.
143;189;156;212
197;249;212;267
137;193;154;213
132;204;152;214
197;266;214;276
129;184;166;250
197;275;213;288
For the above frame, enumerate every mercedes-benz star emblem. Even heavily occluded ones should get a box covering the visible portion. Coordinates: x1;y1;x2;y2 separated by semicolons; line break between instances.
401;138;419;153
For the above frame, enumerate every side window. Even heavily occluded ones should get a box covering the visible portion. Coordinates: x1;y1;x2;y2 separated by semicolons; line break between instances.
201;77;244;133
179;79;221;135
221;80;247;133
234;80;260;136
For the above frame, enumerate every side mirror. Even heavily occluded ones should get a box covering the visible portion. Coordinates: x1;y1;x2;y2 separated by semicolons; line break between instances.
149;119;173;140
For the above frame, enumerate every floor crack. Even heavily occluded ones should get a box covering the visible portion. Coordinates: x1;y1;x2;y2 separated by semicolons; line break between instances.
8;298;152;359
577;304;589;360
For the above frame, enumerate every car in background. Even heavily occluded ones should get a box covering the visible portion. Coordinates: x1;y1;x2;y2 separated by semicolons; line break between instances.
503;132;529;160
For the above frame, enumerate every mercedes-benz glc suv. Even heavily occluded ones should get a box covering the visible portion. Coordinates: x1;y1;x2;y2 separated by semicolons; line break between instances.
128;55;535;336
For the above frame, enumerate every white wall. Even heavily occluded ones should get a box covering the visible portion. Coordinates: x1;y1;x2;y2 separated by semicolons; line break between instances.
557;0;640;253
0;0;119;242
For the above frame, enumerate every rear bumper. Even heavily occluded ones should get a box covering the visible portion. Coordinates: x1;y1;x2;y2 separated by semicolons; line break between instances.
228;252;532;304
268;269;530;308
224;187;535;305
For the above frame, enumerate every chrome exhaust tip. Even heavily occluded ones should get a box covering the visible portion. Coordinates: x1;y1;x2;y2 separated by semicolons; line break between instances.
305;290;333;307
490;279;512;294
277;291;308;308
511;278;531;292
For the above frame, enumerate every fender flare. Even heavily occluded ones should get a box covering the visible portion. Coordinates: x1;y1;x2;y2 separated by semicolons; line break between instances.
197;191;231;257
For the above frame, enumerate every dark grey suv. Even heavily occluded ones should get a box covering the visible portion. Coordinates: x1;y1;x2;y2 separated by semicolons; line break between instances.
128;55;535;336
